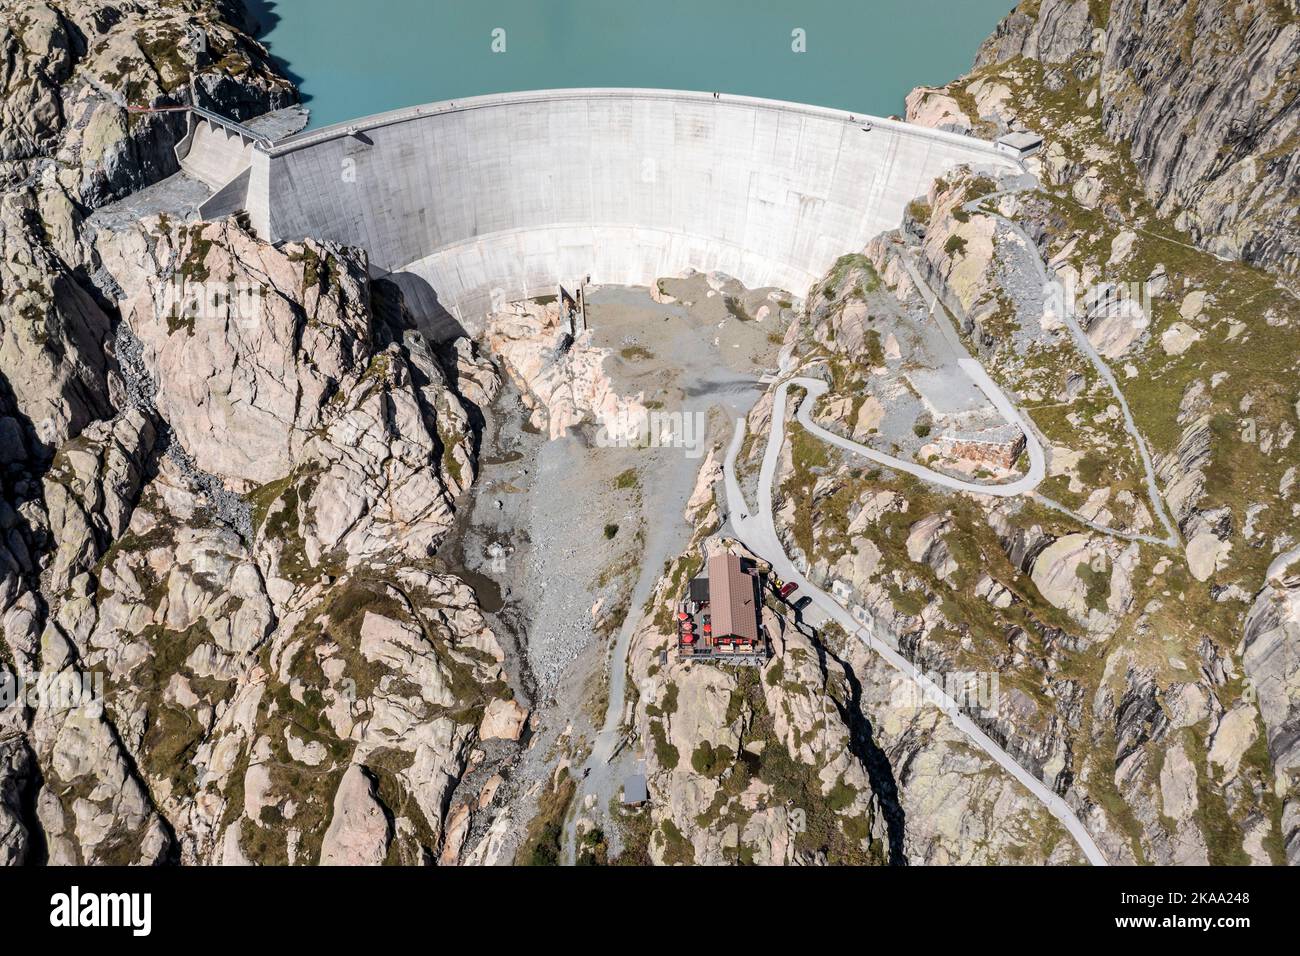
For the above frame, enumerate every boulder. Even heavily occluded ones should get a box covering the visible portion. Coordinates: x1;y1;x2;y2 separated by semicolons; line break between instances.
479;698;529;741
1158;739;1198;822
320;764;391;866
1161;321;1202;357
99;220;373;490
1207;705;1260;779
905;515;958;582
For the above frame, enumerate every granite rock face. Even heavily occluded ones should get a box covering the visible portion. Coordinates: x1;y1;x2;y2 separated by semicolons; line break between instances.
0;1;520;867
0;0;295;509
42;407;156;592
320;764;392;866
976;0;1300;276
975;0;1096;67
0;188;116;453
1;0;294;205
0;740;36;865
486;298;648;441
624;557;889;866
98;219;374;491
1242;551;1300;864
4;224;513;863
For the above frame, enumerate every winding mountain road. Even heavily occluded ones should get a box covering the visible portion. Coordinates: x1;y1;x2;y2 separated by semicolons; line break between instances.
706;176;1202;866
792;364;1045;496
722;380;1109;866
558;169;1179;867
961;190;1181;548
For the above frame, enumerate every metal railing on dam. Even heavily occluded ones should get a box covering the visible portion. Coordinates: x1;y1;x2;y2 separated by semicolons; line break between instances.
244;88;1020;329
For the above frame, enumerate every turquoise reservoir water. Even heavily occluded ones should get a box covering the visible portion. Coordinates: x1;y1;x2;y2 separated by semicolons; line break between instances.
247;0;1014;129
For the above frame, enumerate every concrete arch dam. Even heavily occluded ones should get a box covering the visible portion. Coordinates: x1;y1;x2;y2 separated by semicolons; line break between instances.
224;89;1019;332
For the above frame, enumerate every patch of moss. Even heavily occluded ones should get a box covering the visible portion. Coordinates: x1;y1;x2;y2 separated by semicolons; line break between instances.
649;719;679;770
517;772;576;866
690;741;732;777
619;344;653;361
658;818;695;865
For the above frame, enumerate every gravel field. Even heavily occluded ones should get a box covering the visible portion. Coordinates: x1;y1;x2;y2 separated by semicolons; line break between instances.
441;275;791;861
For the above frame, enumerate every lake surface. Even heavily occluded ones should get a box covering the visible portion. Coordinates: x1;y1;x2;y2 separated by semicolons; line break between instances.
246;0;1013;129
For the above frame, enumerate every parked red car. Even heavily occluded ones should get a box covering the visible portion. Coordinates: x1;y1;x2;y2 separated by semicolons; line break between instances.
779;581;799;599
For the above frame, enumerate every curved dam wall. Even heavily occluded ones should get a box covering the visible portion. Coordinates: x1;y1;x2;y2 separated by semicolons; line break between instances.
246;89;1019;330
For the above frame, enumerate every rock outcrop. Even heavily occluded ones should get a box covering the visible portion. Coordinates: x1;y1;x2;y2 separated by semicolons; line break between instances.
975;0;1300;276
0;0;532;871
0;187;116;452
43;407;156;592
1243;550;1300;864
99;220;374;490
319;764;392;866
0;740;36;865
487;299;648;441
8;218;513;864
625;556;888;865
1;38;516;866
1;0;294;205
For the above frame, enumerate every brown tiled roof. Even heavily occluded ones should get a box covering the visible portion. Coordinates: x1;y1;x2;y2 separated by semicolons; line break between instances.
707;553;759;642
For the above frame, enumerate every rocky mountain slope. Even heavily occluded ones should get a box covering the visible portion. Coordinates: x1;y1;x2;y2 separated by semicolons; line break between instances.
734;182;1292;862
2;0;293;204
966;0;1299;276
762;0;1298;864
2;0;1297;867
602;484;1082;865
641;0;1300;861
0;1;523;866
3;209;524;864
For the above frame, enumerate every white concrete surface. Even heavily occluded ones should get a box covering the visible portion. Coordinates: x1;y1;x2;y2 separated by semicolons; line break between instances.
246;89;1019;327
180;121;255;190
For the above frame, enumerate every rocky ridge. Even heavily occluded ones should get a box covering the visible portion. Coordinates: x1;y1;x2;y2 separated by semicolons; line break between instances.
0;1;524;866
486;297;649;442
757;0;1300;863
973;0;1300;277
